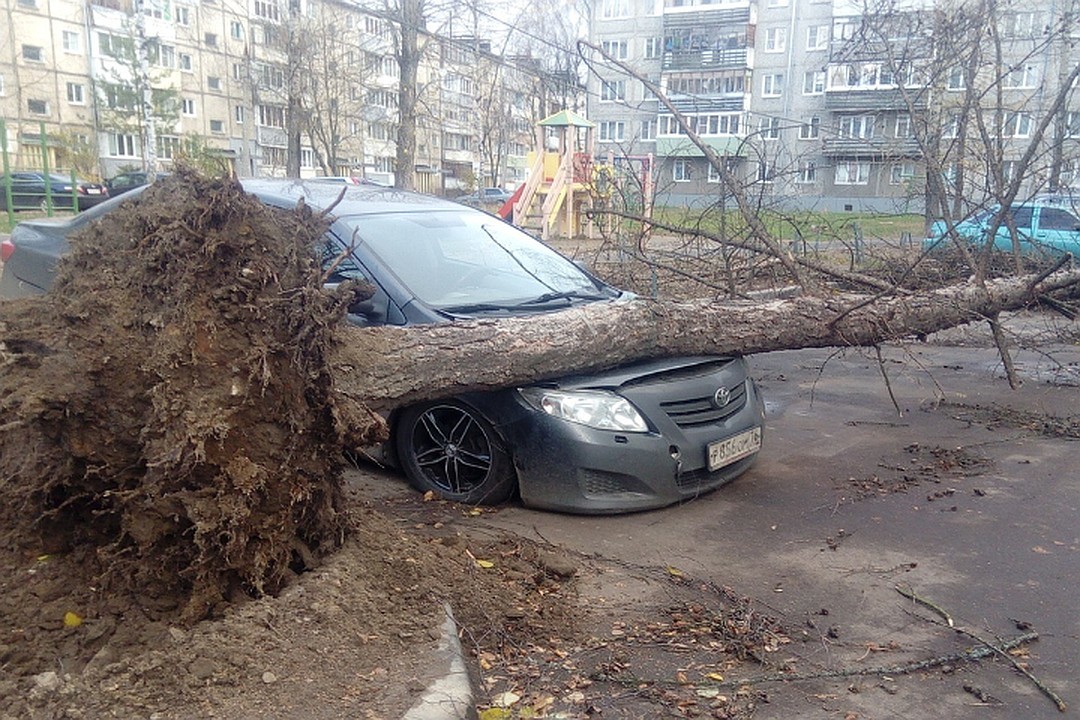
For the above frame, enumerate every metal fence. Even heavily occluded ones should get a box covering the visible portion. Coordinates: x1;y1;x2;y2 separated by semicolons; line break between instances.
1;120;84;226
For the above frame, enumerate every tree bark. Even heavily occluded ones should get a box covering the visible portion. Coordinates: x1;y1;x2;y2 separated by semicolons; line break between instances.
331;268;1080;413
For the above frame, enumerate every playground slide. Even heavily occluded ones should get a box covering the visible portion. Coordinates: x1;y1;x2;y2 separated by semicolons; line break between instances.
497;184;524;221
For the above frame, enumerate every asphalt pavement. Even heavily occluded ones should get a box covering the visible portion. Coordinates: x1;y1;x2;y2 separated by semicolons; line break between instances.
367;321;1079;719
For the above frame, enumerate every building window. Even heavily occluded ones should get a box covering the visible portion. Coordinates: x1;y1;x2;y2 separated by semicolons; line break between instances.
768;0;789;6
181;98;195;115
600;79;626;102
62;30;81;53
157;135;181;160
232;63;244;80
27;98;49;115
641;120;656;141
706;160;738;183
942;114;961;139
797;161;817;183
1066;112;1080;138
207;76;221;91
1004;64;1038;89
764;28;786;53
258;104;286;128
762;73;783;97
0;74;5;96
838;115;875;139
803;71;825;95
209;119;225;134
807;25;828;51
204;32;218;47
254;0;280;21
179;53;193;71
176;6;191;26
601;40;628;60
109;133;138;157
17;0;38;7
66;83;85;104
947;67;965;90
1002;160;1018;183
756;162;776;184
673;158;692;182
1002;112;1032;138
230;21;243;39
598;120;625;142
645;37;662;59
835;161;871;185
895;114;911;138
799;116;820;140
22;45;44;62
758;116;781;140
890;162;915;184
600;0;630;19
234;106;245;124
1003;11;1036;37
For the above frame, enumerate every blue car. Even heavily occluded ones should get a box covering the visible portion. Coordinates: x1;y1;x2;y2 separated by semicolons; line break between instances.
924;201;1080;258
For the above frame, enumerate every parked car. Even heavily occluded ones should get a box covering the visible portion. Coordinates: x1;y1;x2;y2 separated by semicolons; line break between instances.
457;187;513;205
104;171;170;197
0;172;109;212
0;179;765;514
924;201;1080;257
308;176;389;187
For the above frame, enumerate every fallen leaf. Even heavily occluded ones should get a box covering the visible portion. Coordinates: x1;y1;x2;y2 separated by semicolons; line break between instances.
1032;546;1051;554
63;611;82;628
491;690;521;708
666;566;685;577
676;671;689;684
705;672;725;682
478;709;512;720
422;491;435;501
475;559;495;569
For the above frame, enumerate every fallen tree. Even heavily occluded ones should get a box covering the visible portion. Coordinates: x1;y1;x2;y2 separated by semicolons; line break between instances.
1;172;1078;622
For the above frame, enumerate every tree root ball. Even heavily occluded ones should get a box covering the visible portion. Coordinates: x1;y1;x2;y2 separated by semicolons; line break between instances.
0;169;373;622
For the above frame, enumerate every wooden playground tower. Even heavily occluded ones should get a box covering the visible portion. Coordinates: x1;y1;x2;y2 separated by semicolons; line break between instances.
511;110;600;240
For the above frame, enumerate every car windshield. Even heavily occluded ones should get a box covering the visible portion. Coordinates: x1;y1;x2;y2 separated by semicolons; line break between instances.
341;209;605;310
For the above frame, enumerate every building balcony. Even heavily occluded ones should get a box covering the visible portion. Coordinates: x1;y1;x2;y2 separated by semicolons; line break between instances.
824;88;927;111
662;47;751;71
821;136;923;158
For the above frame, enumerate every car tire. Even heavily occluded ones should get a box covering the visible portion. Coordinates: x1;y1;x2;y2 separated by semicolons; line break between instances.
394;399;516;505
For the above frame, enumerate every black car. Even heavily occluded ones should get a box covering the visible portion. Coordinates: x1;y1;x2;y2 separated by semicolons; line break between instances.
104;171;170;197
0;171;109;212
0;179;765;513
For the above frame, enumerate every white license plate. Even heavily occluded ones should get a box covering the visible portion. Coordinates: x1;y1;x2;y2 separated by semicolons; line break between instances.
707;428;762;470
86;188;102;194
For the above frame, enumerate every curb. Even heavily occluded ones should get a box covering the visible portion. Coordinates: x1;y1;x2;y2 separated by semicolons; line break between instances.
402;604;477;720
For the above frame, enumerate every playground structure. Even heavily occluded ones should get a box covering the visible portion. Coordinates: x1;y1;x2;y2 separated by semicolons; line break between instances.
500;110;655;240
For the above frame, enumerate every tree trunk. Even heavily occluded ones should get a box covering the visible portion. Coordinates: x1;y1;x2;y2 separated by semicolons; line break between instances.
330;268;1080;414
394;0;421;191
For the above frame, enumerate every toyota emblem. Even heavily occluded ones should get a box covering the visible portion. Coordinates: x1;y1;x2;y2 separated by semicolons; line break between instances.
713;386;731;409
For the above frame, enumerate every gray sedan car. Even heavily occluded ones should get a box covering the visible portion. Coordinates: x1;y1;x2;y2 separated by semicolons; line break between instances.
0;179;764;513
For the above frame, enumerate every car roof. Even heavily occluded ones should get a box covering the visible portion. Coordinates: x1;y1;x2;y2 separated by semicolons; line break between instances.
241;178;464;217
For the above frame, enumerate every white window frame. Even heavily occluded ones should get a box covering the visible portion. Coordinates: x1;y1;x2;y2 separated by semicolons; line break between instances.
1004;64;1038;89
207;76;221;91
758;116;781;140
1002;112;1032;138
890;161;915;185
807;25;828;51
799;116;820;140
179;53;193;72
22;45;44;62
835;161;871;185
209;119;225;134
66;82;85;104
181;97;196;116
645;37;662;59
175;5;190;26
764;28;786;53
62;30;81;54
600;79;626;102
673;158;692;182
601;40;628;61
598;120;625;142
895;114;912;138
838;115;876;139
27;98;49;115
640;119;656;141
108;133;138;157
757;161;776;184
797;161;817;183
762;73;783;98
803;71;825;95
230;21;244;40
234;105;245;123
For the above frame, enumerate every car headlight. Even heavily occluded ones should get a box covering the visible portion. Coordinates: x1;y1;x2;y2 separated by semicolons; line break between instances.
518;388;649;433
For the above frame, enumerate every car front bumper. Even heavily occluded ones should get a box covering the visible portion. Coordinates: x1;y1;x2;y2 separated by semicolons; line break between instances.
468;362;765;514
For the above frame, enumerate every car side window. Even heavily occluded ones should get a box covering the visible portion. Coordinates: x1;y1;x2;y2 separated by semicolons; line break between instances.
1004;207;1034;231
1037;207;1080;231
320;239;400;326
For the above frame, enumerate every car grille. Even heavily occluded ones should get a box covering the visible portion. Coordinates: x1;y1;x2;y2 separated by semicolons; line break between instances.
580;470;638;497
677;466;739;492
660;381;747;428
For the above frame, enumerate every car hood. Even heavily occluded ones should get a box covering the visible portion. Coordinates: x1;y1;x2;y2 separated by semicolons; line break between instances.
536;356;745;392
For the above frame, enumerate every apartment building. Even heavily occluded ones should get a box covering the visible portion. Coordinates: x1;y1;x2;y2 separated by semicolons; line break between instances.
588;0;1080;213
0;0;564;190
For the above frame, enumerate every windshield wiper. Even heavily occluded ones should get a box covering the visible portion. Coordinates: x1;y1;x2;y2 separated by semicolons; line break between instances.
517;291;608;306
438;302;517;314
